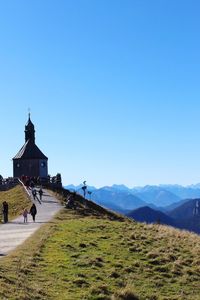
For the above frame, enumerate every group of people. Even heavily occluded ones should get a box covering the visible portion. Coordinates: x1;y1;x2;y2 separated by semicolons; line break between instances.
23;203;37;223
21;175;42;188
32;187;43;201
2;184;44;223
24;186;43;222
2;201;38;224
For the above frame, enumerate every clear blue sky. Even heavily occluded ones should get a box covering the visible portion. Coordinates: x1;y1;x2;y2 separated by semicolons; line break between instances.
0;0;200;187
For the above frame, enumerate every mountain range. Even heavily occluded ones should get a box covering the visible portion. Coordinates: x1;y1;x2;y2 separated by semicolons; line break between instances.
65;183;200;209
86;187;147;213
65;183;200;234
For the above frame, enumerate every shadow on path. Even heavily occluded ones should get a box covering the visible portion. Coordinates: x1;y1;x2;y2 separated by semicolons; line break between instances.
7;221;54;225
41;200;59;204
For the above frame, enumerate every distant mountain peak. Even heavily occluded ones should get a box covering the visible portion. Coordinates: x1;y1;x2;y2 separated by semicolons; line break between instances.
127;206;175;226
112;184;130;190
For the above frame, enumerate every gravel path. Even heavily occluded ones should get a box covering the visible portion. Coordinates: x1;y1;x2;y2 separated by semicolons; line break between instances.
0;188;62;256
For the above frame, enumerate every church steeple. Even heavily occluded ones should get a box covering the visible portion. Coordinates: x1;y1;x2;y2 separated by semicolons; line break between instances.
24;113;35;143
13;113;48;179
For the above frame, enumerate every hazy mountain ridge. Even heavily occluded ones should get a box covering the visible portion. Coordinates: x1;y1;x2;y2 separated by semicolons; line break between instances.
132;187;181;206
65;183;200;209
158;184;200;199
87;188;147;213
65;183;200;234
65;184;97;192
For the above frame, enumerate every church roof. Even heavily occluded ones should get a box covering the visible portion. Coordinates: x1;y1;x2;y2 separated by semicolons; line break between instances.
13;140;48;160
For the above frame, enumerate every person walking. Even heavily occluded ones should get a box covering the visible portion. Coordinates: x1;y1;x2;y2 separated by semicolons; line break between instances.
30;203;37;222
65;192;76;209
2;201;8;223
23;208;28;223
38;188;43;201
32;188;37;200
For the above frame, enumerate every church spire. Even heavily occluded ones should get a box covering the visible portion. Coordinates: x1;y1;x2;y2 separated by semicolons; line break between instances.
25;113;35;143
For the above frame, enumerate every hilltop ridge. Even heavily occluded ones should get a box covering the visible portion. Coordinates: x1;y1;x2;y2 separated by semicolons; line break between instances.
0;186;200;299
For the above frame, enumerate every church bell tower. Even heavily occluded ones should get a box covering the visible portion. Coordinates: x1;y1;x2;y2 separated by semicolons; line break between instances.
13;114;48;179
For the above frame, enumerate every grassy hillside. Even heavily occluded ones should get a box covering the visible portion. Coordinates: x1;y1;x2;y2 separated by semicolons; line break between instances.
0;185;30;221
0;190;200;299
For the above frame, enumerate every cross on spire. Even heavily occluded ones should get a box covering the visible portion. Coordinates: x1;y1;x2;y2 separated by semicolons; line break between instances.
28;107;31;119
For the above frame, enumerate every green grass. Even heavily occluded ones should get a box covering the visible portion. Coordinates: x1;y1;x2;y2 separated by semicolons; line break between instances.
0;185;30;221
0;190;200;299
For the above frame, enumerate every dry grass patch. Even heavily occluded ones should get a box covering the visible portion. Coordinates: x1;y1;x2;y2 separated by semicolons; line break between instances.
111;284;140;300
0;185;30;221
